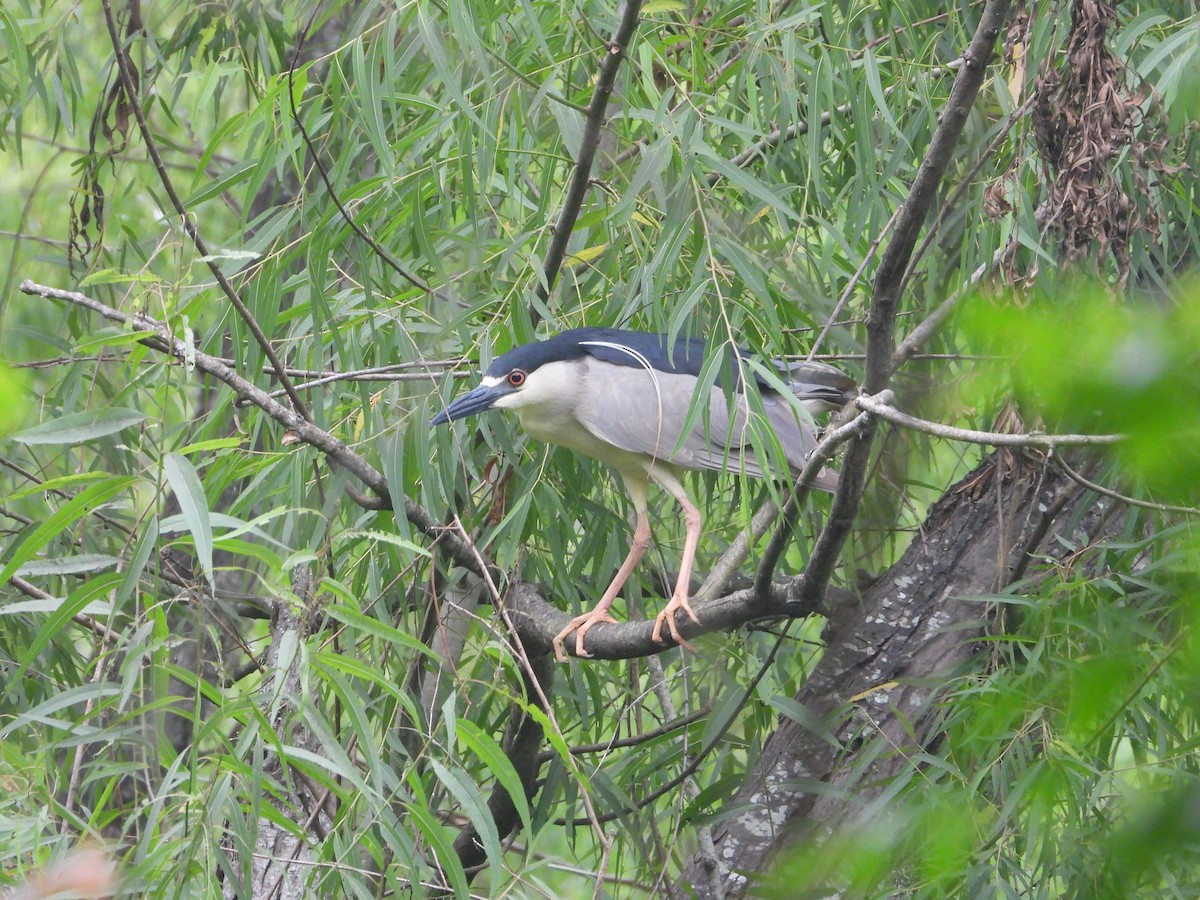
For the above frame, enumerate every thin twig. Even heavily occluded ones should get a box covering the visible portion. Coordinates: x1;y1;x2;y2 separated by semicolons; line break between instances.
642;651;724;899
98;0;310;418
854;394;1123;447
807;205;902;359
707;62;962;186
10;576;119;644
285;11;439;300
19;280;484;575
1055;457;1199;516
890;239;1017;370
536;706;712;762
560;629;794;827
753;399;886;598
896;93;1037;310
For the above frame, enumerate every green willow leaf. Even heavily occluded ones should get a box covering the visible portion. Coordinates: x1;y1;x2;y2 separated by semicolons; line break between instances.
162;452;214;589
11;408;145;445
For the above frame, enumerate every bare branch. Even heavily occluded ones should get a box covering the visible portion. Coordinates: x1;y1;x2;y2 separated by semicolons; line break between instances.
794;0;1013;609
854;393;1123;447
538;0;644;303
895;94;1037;318
707;63;961;186
18;280;484;576
753;398;886;598
537;706;712;762
98;0;310;418
1055;457;1200;516
10;576;119;644
285;12;439;300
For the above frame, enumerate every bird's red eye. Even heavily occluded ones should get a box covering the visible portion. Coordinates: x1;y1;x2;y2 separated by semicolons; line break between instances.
507;370;526;387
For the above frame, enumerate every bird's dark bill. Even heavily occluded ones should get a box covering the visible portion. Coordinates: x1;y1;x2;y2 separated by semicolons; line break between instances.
430;382;508;425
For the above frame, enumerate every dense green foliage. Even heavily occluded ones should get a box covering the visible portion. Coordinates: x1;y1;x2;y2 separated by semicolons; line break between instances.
1;1;1198;896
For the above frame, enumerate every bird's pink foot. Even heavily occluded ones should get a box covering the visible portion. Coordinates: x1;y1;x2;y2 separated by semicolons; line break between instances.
553;608;620;662
651;593;700;650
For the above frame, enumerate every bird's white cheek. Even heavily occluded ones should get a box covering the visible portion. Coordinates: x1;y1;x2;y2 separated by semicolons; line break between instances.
492;391;524;410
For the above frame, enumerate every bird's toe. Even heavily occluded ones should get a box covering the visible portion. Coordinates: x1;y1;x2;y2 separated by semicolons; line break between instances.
554;609;619;661
652;597;699;650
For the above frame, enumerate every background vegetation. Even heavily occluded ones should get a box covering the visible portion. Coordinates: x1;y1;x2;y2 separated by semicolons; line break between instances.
1;0;1198;896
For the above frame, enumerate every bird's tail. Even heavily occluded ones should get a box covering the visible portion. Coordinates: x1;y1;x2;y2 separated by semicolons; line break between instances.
780;360;858;413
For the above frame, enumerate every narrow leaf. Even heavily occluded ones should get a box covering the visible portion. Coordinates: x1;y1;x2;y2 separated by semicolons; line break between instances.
16;554;120;577
12;408;145;445
0;478;136;589
163;452;214;589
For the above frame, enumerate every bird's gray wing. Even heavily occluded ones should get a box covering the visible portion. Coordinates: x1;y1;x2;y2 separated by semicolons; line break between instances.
573;361;714;465
684;388;840;492
574;359;837;490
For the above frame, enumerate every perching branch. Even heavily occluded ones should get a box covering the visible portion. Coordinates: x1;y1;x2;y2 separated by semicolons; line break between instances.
537;0;644;303
18;280;484;576
854;393;1123;447
504;578;849;662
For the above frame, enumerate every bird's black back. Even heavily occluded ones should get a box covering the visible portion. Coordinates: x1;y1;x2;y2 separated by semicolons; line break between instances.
487;327;744;385
485;327;855;408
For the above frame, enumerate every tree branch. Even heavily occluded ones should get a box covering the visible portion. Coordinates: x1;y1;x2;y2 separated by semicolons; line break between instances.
98;0;310;418
285;11;440;300
792;0;1012;609
1055;457;1200;516
504;578;851;662
676;447;1086;897
854;393;1123;447
9;575;119;644
753;402;882;599
18;280;484;576
537;0;644;303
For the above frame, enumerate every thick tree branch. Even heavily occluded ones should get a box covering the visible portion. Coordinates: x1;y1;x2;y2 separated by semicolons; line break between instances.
537;0;643;303
862;6;1008;393
792;0;1012;609
18;280;484;576
504;578;852;662
675;445;1123;898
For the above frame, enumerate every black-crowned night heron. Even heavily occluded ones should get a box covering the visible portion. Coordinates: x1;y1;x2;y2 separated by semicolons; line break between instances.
432;327;855;660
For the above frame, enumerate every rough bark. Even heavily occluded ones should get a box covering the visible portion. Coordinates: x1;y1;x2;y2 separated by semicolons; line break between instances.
674;448;1116;898
452;651;555;878
222;566;332;900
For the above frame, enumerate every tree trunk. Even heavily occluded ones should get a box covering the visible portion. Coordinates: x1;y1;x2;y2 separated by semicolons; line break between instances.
675;448;1114;897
